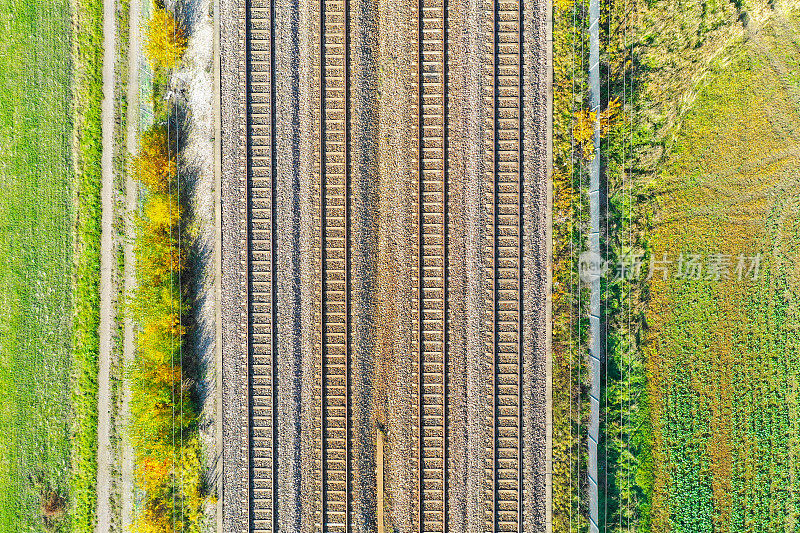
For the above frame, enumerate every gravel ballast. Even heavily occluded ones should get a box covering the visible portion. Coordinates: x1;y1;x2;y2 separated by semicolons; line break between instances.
219;0;552;529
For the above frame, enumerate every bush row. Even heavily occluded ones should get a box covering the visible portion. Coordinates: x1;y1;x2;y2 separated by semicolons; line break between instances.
128;10;206;533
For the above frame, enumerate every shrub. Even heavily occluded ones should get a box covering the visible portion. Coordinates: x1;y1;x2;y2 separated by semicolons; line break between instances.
132;124;178;194
145;194;182;229
573;98;621;160
40;490;66;531
145;8;187;70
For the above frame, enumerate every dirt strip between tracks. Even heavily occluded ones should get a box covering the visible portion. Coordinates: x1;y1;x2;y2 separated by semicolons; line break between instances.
219;0;250;529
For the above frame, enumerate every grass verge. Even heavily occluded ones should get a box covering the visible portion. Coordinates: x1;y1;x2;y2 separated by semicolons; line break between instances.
70;0;105;528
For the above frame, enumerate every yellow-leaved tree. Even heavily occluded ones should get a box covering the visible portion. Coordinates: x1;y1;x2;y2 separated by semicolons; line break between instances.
145;194;182;229
574;97;622;160
132;125;178;194
145;8;188;70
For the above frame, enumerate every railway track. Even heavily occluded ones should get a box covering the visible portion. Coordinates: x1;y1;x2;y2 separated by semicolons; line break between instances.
491;0;524;529
418;0;448;528
246;0;277;530
321;0;351;526
223;0;550;529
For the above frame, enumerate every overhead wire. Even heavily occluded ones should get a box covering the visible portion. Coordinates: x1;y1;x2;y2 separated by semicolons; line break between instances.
624;1;632;528
568;0;577;527
620;0;627;523
622;0;628;526
579;0;585;524
175;0;184;528
604;0;609;526
168;2;176;528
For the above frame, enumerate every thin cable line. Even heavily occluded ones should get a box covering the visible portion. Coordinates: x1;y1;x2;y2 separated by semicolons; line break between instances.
578;0;585;524
619;6;628;522
174;2;184;528
168;5;176;527
604;0;609;526
568;0;577;527
580;4;587;526
624;3;631;528
620;0;627;523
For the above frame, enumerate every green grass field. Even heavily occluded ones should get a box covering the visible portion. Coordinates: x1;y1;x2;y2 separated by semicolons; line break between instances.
0;1;75;530
0;0;105;530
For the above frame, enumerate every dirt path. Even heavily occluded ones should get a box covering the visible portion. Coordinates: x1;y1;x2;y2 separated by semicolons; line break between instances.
121;0;142;527
95;0;117;528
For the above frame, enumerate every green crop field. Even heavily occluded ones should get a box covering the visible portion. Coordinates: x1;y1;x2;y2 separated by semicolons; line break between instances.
644;13;800;529
0;0;75;530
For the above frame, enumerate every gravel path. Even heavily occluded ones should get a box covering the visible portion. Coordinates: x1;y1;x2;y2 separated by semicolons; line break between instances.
95;0;117;528
269;0;327;527
350;0;379;527
446;0;489;530
375;0;416;526
273;0;307;527
174;0;220;528
522;0;552;526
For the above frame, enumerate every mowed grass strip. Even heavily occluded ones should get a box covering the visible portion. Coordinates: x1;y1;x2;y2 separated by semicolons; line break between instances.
0;0;74;531
72;0;105;529
644;23;800;530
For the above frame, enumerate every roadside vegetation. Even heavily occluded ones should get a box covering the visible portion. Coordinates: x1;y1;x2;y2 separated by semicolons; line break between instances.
128;7;209;532
550;0;589;528
551;0;797;529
